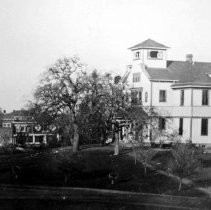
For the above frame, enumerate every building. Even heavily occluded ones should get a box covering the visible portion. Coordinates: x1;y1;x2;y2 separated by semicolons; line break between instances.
2;110;58;145
123;39;211;145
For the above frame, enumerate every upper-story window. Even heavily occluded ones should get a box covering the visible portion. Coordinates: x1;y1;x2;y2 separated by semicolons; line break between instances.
148;50;163;59
26;126;32;133
3;123;11;128
134;51;140;60
133;73;140;83
202;89;209;105
180;90;184;106
159;90;167;102
131;89;142;105
201;118;208;136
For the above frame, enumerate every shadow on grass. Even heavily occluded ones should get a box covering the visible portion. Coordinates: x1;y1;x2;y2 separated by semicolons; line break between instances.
0;147;207;197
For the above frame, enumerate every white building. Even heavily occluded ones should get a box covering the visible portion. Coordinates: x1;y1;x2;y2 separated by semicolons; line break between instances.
124;39;211;145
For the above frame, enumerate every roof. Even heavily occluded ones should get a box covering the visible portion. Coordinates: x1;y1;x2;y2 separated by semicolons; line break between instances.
129;39;169;50
3;110;33;121
144;61;211;87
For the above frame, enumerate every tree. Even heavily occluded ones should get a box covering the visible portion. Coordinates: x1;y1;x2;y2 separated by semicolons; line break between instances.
28;103;54;129
78;71;131;154
77;70;108;145
94;73;153;155
135;145;157;174
33;57;87;152
0;110;3;128
0;128;12;146
168;142;202;191
102;74;130;155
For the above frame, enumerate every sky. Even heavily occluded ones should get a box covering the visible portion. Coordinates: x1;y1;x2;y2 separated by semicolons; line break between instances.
0;0;211;112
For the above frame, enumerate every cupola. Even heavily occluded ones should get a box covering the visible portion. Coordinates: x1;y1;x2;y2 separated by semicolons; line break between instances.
129;39;169;68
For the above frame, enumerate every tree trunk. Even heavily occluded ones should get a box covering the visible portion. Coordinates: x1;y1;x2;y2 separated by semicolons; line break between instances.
144;165;147;175
64;175;68;185
178;177;182;191
114;132;119;156
134;149;137;165
72;123;79;153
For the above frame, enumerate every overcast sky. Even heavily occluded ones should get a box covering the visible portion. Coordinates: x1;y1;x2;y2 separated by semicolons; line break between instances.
0;0;211;112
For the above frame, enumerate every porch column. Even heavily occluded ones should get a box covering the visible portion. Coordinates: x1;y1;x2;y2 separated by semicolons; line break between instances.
32;135;35;144
43;135;47;144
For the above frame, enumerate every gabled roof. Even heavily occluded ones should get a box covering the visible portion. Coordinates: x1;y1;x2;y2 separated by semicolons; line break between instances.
144;61;211;87
129;39;169;50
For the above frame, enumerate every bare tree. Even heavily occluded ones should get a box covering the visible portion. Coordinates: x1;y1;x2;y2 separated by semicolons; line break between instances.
131;141;157;174
169;142;202;191
33;57;87;152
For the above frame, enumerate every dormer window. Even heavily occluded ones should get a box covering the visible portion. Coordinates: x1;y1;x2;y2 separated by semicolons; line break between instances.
134;51;140;60
148;50;163;59
133;73;140;83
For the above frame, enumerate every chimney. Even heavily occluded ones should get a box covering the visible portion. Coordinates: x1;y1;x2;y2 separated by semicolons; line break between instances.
186;54;193;63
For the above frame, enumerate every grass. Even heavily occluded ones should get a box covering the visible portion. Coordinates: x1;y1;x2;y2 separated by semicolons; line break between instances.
151;148;211;192
190;153;211;188
0;146;207;197
151;149;173;170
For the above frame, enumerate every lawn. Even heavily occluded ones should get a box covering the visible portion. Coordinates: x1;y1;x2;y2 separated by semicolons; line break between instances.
190;153;211;188
0;146;207;197
151;148;211;193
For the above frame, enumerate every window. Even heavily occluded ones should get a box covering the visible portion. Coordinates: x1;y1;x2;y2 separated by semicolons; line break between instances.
159;118;166;130
201;118;208;136
35;136;43;143
133;73;140;83
3;123;11;128
180;90;184;106
7;123;11;127
114;75;121;84
131;90;142;105
145;92;148;102
159;90;167;102
134;51;140;59
202;89;209;105
26;126;32;133
148;51;163;59
179;118;183;135
27;136;33;143
150;51;158;58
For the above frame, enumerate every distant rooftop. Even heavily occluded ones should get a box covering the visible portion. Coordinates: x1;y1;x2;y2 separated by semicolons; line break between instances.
3;110;33;121
129;39;169;50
